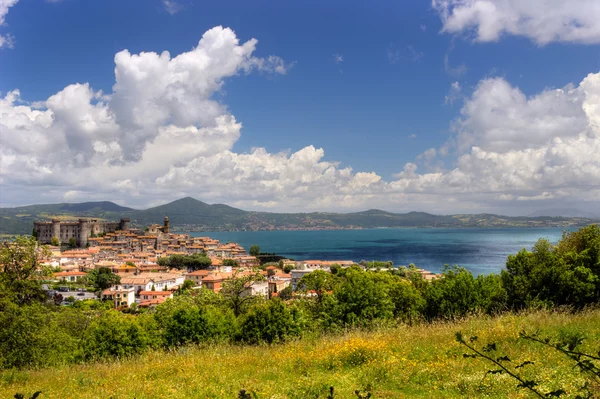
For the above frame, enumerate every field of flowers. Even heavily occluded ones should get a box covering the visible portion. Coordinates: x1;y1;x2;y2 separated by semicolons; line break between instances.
1;309;599;398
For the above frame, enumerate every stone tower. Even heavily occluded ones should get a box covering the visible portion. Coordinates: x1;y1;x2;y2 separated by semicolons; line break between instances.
163;216;170;234
51;219;61;244
119;218;131;231
79;218;91;247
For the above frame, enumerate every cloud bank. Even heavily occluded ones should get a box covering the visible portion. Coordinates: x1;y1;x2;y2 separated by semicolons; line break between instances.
1;26;599;214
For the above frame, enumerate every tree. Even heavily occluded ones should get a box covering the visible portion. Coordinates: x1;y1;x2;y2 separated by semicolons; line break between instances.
177;279;196;295
220;270;266;316
83;310;151;360
283;264;294;274
223;259;239;267
0;236;51;305
278;286;293;300
334;268;394;326
158;254;211;271
297;270;337;305
249;244;260;257
424;265;481;320
50;237;60;246
238;299;302;344
501;226;600;309
87;267;121;291
67;238;77;249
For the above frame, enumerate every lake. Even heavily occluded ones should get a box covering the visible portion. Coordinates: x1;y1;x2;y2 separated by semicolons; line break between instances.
190;227;568;275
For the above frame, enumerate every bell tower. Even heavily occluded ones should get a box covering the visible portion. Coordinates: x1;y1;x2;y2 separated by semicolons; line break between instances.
163;216;170;234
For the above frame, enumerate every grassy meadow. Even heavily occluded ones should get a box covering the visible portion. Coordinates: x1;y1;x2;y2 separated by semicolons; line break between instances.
1;309;599;399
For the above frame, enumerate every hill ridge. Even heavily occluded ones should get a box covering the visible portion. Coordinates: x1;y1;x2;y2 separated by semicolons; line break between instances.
1;197;598;234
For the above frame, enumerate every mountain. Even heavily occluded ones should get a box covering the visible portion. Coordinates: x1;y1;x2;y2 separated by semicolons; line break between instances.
1;197;598;235
527;208;598;219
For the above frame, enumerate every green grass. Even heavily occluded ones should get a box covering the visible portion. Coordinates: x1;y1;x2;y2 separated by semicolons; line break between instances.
2;309;599;398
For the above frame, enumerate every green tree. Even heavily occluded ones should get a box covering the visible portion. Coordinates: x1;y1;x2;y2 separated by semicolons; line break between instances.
249;244;260;257
238;299;302;344
424;265;482;320
0;302;78;369
278;285;293;300
223;258;239;267
297;270;337;305
0;236;51;305
220;270;266;316
87;267;121;291
50;237;60;246
67;237;77;248
334;267;394;326
83;310;151;360
501;226;600;309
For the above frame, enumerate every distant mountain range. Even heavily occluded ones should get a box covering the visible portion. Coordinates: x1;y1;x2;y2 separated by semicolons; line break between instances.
1;197;598;235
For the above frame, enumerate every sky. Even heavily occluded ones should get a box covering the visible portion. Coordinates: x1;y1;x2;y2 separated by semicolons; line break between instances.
1;0;600;216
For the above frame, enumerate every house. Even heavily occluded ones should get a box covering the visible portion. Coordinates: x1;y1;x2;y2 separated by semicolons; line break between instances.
101;286;135;308
120;272;185;293
185;269;210;286
268;278;290;296
120;276;155;293
138;291;173;307
244;281;269;298
201;272;231;293
54;271;87;282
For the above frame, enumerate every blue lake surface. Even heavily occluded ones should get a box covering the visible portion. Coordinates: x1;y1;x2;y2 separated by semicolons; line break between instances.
190;228;568;275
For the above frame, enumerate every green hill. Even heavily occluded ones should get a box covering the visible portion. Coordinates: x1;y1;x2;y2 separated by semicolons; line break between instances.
0;197;597;234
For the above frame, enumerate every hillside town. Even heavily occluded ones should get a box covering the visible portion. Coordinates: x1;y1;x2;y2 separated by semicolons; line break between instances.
32;216;438;309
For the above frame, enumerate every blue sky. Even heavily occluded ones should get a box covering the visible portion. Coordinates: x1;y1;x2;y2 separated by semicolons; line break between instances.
1;0;600;215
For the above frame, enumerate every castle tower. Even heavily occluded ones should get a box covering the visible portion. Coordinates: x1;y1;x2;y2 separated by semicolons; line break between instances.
51;219;61;244
79;218;91;247
163;216;170;234
120;218;131;231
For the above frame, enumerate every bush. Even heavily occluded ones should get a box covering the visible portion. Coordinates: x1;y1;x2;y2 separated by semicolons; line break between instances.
238;299;302;344
83;311;151;360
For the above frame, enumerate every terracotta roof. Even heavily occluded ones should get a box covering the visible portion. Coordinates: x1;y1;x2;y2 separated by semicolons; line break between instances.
139;291;172;296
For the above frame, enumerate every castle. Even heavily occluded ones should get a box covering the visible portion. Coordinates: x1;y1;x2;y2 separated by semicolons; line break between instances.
33;218;131;247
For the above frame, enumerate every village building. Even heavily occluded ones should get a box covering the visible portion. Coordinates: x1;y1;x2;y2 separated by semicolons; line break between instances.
101;286;135;308
54;271;87;282
139;291;173;307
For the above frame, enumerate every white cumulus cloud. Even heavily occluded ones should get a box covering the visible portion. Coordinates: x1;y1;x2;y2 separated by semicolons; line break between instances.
0;0;18;48
433;0;600;45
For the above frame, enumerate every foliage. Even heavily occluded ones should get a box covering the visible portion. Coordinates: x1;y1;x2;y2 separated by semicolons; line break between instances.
249;244;260;257
82;310;151;360
86;267;120;291
502;225;600;309
154;295;237;346
222;258;239;267
238;299;303;344
0;303;78;369
50;237;59;246
0;237;51;305
157;254;211;270
334;267;394;326
220;270;266;316
67;238;77;249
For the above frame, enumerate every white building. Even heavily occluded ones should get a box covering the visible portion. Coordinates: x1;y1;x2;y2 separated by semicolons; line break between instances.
101;286;135;308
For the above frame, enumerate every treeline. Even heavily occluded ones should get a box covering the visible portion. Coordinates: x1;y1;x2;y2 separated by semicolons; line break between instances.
0;225;598;370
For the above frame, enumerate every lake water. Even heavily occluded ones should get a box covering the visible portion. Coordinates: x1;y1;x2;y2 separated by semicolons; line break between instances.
190;227;568;275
